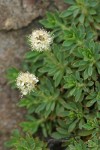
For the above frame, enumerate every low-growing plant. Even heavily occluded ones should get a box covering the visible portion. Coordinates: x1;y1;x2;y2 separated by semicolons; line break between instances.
6;0;100;149
5;129;49;150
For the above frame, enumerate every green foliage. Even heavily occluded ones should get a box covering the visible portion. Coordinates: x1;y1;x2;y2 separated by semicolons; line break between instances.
87;136;100;150
5;130;49;150
6;68;19;88
64;136;100;150
61;0;100;30
67;138;87;150
6;0;100;149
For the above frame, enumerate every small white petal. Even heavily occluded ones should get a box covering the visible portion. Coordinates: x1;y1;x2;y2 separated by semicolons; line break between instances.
28;29;53;52
16;72;39;96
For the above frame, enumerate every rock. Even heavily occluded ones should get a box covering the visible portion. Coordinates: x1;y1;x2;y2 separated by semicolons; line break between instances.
0;0;49;30
0;0;68;31
54;0;68;11
0;28;28;150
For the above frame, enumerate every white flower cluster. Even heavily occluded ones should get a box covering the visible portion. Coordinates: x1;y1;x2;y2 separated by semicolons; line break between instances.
28;29;53;52
16;72;39;96
16;29;53;96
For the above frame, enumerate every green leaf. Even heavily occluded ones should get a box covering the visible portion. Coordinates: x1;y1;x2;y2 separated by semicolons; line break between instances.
60;101;77;111
79;14;85;24
86;99;96;107
78;129;93;136
54;71;63;87
6;67;19;88
83;68;89;79
20;121;39;134
68;119;78;133
52;132;67;139
73;9;80;18
25;51;39;59
83;124;94;130
63;40;74;47
75;88;82;102
88;65;93;76
64;0;75;4
69;87;76;96
90;1;98;7
57;127;68;135
89;9;97;15
60;10;72;18
73;60;87;67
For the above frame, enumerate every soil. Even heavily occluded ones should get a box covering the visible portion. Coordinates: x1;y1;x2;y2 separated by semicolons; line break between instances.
0;34;26;150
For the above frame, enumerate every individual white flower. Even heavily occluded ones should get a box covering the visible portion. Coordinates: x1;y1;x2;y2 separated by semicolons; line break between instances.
28;29;53;52
16;72;39;96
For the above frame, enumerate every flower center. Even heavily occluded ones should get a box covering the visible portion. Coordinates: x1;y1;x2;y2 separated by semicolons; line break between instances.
37;35;45;41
